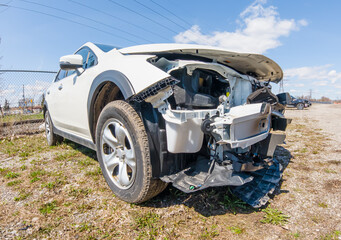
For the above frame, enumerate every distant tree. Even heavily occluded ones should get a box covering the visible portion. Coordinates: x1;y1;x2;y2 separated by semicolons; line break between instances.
320;96;331;102
4;99;9;111
40;93;45;108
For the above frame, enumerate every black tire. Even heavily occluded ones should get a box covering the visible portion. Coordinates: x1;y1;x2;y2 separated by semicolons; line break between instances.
95;100;167;203
45;110;62;146
296;103;304;110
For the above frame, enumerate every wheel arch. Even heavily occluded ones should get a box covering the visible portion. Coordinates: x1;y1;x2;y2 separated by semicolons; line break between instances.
87;70;135;143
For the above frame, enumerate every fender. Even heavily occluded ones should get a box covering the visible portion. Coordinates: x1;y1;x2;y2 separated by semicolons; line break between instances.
87;70;135;142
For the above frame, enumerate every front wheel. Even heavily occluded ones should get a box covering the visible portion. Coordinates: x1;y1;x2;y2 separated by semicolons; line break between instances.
296;103;304;110
95;101;167;203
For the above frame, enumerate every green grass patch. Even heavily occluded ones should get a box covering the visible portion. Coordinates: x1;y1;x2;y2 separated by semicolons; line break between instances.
68;187;92;198
324;169;337;174
30;169;46;178
39;201;58;215
30;177;41;183
320;230;340;240
228;226;245;235
134;212;160;239
199;226;219;239
291;232;301;239
0;135;48;157
20;165;27;171
0;113;43;123
77;222;94;232
19;152;30;158
78;157;95;166
14;191;30;201
261;206;290;225
85;167;102;176
5;171;20;179
0;167;9;176
54;151;79;161
41;182;56;189
134;212;160;229
7;180;23;186
318;202;328;208
219;192;247;214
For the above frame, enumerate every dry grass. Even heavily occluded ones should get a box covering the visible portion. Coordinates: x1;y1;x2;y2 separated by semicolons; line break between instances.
0;106;340;239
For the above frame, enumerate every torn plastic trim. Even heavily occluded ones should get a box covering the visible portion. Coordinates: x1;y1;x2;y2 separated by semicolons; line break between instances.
129;76;179;103
160;102;220;124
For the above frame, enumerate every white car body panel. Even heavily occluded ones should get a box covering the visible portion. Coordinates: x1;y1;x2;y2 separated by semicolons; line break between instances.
46;42;171;141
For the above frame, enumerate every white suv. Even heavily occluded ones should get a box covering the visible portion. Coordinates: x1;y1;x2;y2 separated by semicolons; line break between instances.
45;42;290;207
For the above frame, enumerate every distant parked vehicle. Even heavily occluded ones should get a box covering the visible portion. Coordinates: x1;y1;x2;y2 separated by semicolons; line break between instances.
287;95;311;110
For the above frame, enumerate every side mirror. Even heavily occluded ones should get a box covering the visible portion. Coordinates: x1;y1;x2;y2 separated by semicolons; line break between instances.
277;92;292;105
59;54;83;70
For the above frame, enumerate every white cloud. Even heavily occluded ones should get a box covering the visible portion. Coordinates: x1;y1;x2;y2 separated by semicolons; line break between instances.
284;65;341;83
173;0;307;53
0;81;50;107
313;81;329;86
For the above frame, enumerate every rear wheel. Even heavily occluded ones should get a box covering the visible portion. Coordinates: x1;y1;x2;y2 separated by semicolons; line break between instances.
95;100;167;203
45;110;62;146
296;103;304;110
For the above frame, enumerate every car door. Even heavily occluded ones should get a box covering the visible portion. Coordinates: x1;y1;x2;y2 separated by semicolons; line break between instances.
47;47;98;140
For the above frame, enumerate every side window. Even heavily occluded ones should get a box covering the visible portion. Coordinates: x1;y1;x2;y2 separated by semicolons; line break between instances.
55;47;97;81
76;48;90;69
75;47;98;70
88;51;96;68
66;70;76;77
55;69;66;82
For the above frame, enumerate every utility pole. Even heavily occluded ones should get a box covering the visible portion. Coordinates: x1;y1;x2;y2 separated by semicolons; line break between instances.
279;79;284;93
309;89;312;100
22;84;25;112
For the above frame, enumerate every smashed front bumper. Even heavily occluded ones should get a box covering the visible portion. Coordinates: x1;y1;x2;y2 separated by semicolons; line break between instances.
160;146;283;208
158;102;287;207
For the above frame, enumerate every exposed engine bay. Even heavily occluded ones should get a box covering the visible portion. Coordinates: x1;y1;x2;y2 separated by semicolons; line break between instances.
131;55;291;207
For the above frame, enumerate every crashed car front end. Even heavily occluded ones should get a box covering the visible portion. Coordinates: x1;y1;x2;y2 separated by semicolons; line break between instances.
127;47;290;207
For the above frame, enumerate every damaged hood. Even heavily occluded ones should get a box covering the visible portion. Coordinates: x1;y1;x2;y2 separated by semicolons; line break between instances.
119;43;283;83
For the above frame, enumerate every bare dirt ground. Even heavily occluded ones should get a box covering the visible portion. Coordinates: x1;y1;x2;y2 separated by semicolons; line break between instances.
0;104;340;240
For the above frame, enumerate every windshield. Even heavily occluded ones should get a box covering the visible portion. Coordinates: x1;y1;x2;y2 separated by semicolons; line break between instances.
94;43;120;52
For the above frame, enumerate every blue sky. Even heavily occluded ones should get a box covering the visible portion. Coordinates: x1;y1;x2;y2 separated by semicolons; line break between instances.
1;0;341;100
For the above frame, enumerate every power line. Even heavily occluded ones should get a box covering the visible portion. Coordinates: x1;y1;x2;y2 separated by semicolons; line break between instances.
0;3;138;44
0;0;12;14
15;0;150;43
133;0;187;31
107;0;178;34
137;0;210;45
149;0;192;28
68;0;169;41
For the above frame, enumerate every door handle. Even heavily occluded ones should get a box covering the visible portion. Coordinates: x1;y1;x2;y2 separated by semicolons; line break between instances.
58;84;63;90
47;90;50;95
